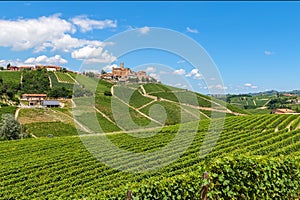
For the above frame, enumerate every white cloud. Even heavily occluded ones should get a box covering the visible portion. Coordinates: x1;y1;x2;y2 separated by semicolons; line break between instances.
185;68;203;79
24;55;67;65
173;69;186;75
0;14;75;52
71;15;117;32
47;34;105;53
71;45;116;63
138;26;150;35
0;58;32;67
173;83;188;89
208;84;228;90
244;83;258;89
145;66;156;73
0;14;108;53
103;64;118;72
264;50;274;56
149;73;159;80
186;27;199;34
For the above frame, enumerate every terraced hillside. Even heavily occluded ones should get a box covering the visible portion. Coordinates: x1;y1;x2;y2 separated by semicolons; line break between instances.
78;81;249;134
1;114;300;199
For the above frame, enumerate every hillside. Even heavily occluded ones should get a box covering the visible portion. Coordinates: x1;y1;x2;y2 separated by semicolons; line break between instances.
3;71;300;198
226;92;300;114
1;114;300;198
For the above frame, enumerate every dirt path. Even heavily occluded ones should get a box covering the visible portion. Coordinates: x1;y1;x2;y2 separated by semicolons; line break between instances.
138;100;156;110
140;84;147;95
181;106;201;120
15;107;21;119
112;86;163;126
140;84;244;116
66;73;78;84
78;125;165;137
48;74;52;88
54;109;92;133
253;100;256;106
263;99;271;107
110;85;114;95
94;106;117;125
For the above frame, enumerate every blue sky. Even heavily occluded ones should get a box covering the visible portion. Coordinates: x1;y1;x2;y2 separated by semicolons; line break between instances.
0;1;299;94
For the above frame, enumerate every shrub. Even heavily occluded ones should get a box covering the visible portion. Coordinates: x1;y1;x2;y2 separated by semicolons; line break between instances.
0;114;23;140
104;90;112;96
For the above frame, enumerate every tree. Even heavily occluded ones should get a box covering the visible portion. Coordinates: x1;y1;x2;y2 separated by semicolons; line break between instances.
0;114;23;140
101;69;107;75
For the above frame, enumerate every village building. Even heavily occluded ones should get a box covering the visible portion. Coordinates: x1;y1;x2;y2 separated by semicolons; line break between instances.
19;66;34;70
112;63;130;78
7;66;19;71
137;71;147;80
21;94;47;106
101;72;114;80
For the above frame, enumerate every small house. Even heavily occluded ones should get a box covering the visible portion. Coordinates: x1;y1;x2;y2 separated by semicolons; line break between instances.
22;94;47;106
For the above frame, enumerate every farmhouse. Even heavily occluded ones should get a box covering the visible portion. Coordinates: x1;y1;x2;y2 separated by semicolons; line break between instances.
22;94;47;106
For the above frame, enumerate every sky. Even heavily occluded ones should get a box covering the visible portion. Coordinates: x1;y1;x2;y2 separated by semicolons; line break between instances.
0;1;299;94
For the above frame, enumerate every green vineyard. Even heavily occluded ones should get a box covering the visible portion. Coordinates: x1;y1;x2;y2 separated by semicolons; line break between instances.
1;114;300;199
55;72;76;84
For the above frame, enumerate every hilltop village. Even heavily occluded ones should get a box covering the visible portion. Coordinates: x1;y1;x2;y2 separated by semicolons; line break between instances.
7;62;156;83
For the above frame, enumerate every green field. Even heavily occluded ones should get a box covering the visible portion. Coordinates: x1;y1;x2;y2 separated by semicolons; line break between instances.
24;122;78;137
48;71;74;90
0;71;21;84
1;114;300;199
229;95;271;109
55;71;75;84
0;106;17;120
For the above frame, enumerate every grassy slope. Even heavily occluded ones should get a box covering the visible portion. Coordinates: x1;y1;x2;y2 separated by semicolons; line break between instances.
0;106;17;120
0;71;21;84
1;114;300;198
48;71;74;89
54;72;75;84
143;83;249;115
24;122;78;137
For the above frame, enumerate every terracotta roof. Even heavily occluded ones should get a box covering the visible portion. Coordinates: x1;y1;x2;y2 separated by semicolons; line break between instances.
22;94;47;97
